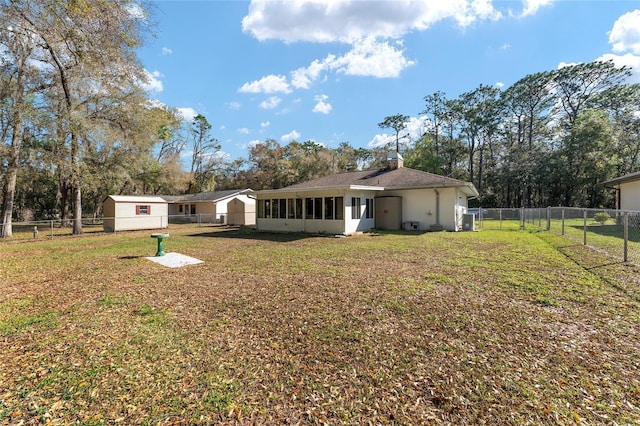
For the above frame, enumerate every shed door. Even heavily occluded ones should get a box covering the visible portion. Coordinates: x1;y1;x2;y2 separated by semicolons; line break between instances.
375;196;402;230
228;199;245;225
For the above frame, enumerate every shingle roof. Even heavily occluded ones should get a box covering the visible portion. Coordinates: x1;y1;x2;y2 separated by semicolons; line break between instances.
276;167;478;196
164;189;253;203
600;171;640;186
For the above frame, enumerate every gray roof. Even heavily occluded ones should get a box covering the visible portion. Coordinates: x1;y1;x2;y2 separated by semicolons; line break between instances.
600;171;640;187
260;167;478;196
163;189;253;203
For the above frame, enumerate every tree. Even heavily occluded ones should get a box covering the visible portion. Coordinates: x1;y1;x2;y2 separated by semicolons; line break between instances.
558;109;615;207
457;85;502;193
422;91;448;155
0;8;38;237
378;114;409;153
8;0;153;234
187;114;221;193
552;60;631;127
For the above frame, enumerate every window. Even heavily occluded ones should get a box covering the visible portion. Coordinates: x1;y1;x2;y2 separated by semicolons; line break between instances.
335;197;344;220
136;205;151;215
305;198;314;219
365;198;374;219
190;205;196;215
287;199;295;219
351;197;361;219
178;205;183;213
258;200;265;218
314;198;323;220
264;199;271;218
295;199;303;219
271;199;279;218
279;199;287;219
324;197;334;220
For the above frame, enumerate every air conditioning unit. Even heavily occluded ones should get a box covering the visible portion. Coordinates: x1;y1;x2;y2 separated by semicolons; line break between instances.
462;214;475;231
403;221;419;230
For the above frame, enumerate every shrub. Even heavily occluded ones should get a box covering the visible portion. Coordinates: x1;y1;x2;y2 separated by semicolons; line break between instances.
594;212;611;225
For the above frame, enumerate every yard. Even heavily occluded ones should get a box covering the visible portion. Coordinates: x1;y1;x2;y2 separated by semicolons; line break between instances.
1;227;639;424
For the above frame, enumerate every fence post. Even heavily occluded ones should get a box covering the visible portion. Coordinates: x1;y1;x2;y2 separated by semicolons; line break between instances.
520;207;524;230
546;207;551;231
583;209;587;246
50;220;54;239
499;209;502;230
561;209;565;235
624;212;629;263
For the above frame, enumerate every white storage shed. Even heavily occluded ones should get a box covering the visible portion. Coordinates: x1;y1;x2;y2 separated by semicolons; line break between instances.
103;195;169;232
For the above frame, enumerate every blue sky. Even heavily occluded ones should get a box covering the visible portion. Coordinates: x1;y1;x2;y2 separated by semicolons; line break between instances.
137;0;640;162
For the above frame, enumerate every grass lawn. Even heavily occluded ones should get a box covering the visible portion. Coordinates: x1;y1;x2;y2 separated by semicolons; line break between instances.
1;226;639;424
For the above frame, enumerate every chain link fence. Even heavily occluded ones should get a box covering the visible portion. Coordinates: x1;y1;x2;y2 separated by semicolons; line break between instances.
4;207;640;264
475;207;640;264
0;212;255;243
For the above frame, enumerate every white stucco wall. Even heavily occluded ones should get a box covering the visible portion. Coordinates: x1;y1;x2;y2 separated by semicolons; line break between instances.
256;186;471;234
620;181;640;211
383;187;467;231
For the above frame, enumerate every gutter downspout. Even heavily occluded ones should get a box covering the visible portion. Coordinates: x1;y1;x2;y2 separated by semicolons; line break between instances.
434;188;440;227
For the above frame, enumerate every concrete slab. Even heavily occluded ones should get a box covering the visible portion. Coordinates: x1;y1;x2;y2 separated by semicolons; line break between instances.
145;252;203;268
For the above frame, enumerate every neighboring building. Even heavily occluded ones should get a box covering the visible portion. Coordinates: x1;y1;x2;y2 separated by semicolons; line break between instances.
165;189;255;225
255;152;479;235
103;195;168;232
601;171;640;210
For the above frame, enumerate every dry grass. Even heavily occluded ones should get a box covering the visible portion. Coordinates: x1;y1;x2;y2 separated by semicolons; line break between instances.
1;226;639;425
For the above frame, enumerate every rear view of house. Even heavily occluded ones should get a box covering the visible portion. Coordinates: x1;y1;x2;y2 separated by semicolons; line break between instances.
103;195;168;232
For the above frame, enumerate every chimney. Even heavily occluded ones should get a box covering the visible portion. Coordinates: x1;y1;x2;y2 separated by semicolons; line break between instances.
387;151;404;170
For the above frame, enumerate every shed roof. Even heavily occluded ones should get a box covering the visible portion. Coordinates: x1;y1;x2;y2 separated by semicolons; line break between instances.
106;195;167;203
258;167;479;197
165;189;254;203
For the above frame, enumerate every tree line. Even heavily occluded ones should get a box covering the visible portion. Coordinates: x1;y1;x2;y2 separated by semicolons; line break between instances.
2;0;639;237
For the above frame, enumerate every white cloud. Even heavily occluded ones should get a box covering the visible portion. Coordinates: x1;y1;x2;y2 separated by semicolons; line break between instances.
597;53;640;83
368;115;428;148
520;0;554;18
291;59;326;89
242;0;504;44
238;127;250;134
495;81;504;88
228;101;241;110
141;69;163;92
238;74;291;94
312;94;332;114
243;36;414;97
609;10;640;55
176;107;197;122
261;121;270;128
161;47;173;55
125;2;146;20
368;133;395;149
247;139;264;149
259;96;282;109
327;37;415;78
281;130;301;142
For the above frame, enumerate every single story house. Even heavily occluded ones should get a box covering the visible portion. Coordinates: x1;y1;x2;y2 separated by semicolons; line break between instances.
601;171;640;211
255;152;479;235
165;189;255;225
103;195;169;232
